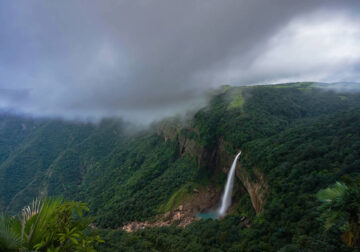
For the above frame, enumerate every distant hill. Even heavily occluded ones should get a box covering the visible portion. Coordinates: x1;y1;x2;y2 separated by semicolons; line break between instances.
314;81;360;91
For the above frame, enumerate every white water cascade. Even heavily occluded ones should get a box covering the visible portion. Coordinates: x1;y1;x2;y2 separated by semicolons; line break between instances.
218;151;242;216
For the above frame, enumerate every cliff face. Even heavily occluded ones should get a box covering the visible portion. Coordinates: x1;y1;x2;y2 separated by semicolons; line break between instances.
157;121;233;172
157;119;270;216
236;165;268;214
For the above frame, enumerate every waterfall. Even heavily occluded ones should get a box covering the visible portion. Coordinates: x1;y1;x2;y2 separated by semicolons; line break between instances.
218;151;242;216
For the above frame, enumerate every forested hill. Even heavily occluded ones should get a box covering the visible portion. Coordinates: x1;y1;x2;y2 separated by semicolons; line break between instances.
1;82;360;251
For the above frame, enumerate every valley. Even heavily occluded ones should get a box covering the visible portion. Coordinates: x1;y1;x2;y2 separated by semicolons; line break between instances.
1;82;360;251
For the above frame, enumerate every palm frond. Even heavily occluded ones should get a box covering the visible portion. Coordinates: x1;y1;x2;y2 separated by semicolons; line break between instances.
22;198;43;221
0;213;22;251
21;197;63;249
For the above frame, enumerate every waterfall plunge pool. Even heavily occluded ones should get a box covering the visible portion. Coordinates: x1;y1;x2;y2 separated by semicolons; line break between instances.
196;212;219;220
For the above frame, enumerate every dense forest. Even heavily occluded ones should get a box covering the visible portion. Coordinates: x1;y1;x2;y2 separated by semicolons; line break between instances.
1;82;360;251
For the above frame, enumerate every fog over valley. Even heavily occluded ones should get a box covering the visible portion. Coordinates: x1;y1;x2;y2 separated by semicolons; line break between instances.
1;0;360;122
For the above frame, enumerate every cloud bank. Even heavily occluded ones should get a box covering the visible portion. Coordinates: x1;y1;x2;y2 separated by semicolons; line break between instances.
1;0;360;122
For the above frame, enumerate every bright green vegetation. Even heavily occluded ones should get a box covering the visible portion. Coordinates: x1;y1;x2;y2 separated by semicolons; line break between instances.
317;181;360;247
158;183;196;213
0;82;360;251
228;89;244;109
229;95;244;108
0;198;103;251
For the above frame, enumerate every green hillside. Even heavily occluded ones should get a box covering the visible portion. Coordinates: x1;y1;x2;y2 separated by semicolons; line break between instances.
0;82;360;251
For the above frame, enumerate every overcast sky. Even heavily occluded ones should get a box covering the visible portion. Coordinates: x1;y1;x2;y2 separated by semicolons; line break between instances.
1;0;360;122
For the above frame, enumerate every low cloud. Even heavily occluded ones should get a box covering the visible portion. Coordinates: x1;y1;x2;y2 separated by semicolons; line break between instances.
1;1;360;123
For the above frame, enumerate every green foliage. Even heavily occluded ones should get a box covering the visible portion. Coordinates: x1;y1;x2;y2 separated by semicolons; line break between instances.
158;183;196;213
234;193;256;219
0;198;103;251
92;150;199;227
97;215;243;252
228;89;244;109
0;213;21;251
317;182;348;204
34;200;103;251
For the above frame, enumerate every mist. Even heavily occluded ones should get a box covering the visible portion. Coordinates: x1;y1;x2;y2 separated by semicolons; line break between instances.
1;0;360;123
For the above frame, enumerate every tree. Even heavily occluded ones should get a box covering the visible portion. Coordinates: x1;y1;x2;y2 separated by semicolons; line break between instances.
0;198;103;251
317;182;360;247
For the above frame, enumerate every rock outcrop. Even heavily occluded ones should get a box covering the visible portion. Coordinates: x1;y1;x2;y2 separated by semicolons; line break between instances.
121;186;222;232
156;120;233;172
236;165;268;214
121;205;199;232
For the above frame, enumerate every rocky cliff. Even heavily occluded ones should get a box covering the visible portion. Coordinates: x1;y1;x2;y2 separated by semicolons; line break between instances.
236;164;268;214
